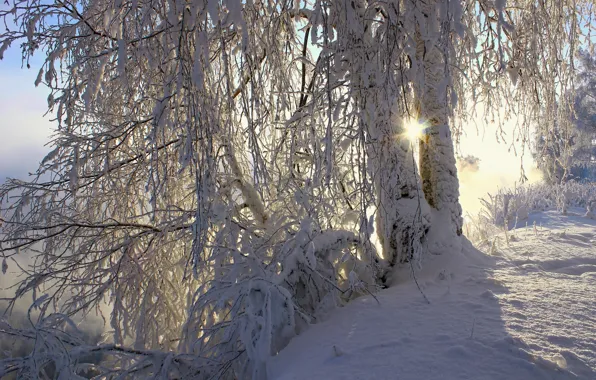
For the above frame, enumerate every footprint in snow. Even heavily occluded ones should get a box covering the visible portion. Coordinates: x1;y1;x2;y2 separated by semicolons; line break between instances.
434;333;451;342
444;345;471;358
481;289;498;300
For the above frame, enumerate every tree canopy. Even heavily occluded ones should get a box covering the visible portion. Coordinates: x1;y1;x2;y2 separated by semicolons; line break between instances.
0;0;594;378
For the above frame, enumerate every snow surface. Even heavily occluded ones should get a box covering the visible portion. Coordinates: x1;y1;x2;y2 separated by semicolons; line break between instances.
268;208;596;379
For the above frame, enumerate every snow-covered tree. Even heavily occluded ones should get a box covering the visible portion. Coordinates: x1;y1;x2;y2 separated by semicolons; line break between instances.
571;50;596;179
0;0;594;378
536;50;596;183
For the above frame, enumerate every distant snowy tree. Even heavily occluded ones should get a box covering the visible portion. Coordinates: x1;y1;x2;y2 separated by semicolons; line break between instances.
536;50;596;183
0;0;594;378
566;50;596;181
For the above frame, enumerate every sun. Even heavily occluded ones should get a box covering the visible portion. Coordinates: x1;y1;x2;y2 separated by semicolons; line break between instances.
404;119;426;142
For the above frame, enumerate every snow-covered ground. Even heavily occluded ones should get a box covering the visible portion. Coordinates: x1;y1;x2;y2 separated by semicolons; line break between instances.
268;208;596;379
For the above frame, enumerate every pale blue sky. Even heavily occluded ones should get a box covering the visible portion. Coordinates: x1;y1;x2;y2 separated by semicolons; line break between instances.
0;44;54;183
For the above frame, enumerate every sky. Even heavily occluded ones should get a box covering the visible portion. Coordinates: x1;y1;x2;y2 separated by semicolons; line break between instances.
0;45;54;182
455;120;542;215
0;43;540;216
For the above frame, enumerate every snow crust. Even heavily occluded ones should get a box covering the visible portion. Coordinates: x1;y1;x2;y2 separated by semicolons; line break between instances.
269;208;596;379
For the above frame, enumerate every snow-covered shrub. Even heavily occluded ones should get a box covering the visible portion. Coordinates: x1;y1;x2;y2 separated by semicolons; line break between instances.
177;213;379;378
462;213;503;245
468;181;596;241
0;303;105;379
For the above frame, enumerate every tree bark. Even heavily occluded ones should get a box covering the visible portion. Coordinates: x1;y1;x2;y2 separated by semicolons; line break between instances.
346;4;432;272
373;120;432;268
414;0;463;237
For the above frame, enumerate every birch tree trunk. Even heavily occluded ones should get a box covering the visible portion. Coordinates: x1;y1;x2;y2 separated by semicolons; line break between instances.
367;93;432;270
351;26;431;272
414;0;463;237
340;1;432;272
374;122;432;268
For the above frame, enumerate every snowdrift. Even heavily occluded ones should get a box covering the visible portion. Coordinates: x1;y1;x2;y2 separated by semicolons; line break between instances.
268;208;596;380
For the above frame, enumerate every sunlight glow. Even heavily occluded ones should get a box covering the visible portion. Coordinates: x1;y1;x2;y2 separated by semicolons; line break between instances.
404;119;426;142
